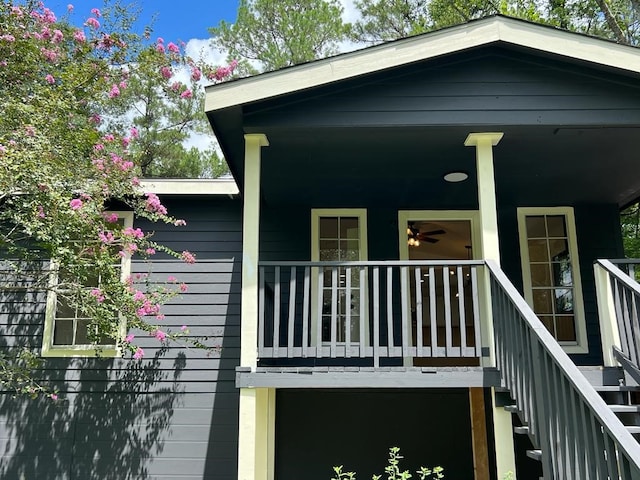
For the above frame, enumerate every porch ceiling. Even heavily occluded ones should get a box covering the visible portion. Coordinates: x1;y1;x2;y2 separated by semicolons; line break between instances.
251;125;640;208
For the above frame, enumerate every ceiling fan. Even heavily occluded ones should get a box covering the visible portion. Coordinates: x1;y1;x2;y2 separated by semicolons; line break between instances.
407;222;446;246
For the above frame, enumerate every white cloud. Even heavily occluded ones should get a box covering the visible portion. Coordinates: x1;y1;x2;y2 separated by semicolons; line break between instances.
339;0;362;24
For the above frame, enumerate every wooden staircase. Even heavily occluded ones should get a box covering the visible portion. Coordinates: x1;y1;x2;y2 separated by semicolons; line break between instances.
488;259;640;479
505;379;640;472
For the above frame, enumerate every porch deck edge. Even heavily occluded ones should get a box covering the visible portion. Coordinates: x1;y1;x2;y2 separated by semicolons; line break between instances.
236;366;502;388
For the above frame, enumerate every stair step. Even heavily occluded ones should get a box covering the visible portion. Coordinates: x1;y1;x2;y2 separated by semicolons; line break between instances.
593;385;640;392
526;449;542;461
514;426;530;435
609;405;640;413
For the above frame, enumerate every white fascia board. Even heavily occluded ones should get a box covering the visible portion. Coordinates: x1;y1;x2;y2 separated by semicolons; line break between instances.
205;16;640;113
140;179;239;196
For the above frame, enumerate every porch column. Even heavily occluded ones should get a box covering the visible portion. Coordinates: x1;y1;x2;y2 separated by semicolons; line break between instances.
465;132;516;479
238;133;275;480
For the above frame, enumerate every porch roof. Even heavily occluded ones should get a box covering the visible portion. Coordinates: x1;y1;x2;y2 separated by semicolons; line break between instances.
205;16;640;208
205;15;640;113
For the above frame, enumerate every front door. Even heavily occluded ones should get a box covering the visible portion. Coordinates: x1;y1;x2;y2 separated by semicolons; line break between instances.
398;211;480;366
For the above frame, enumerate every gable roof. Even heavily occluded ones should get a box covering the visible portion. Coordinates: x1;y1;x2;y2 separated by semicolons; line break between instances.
205;15;640;113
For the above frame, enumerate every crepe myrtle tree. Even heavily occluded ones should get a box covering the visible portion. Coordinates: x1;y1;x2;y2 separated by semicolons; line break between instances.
0;1;235;399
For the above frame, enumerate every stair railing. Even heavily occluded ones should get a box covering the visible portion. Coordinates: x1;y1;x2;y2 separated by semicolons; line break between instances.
595;259;640;376
487;260;640;479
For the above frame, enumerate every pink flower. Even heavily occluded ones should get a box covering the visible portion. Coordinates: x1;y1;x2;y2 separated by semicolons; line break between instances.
0;35;15;42
191;68;202;81
91;8;101;18
131;177;140;186
41;48;58;62
37;206;45;218
11;6;23;16
50;393;58;401
130;127;139;138
119;80;127;89
145;248;156;255
67;4;74;12
144;192;167;215
155;43;165;53
133;347;144;359
85;17;100;29
103;133;114;141
156;314;165;320
154;330;167;342
90;288;105;303
156;37;164;44
108;84;120;98
123;227;144;239
98;231;114;243
103;212;118;223
174;219;186;226
52;29;63;43
180;89;192;99
160;66;172;79
170;82;181;92
45;74;55;84
167;276;177;282
167;42;179;53
73;29;85;43
179;283;188;293
180;325;188;331
25;125;35;136
181;251;196;264
69;198;83;210
125;333;135;343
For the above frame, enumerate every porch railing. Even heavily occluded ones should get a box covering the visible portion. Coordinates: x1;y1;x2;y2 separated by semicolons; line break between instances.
489;260;640;479
258;260;484;367
594;259;640;373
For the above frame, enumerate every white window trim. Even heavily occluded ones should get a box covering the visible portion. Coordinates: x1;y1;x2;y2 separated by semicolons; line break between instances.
310;209;368;347
517;207;588;354
41;211;133;358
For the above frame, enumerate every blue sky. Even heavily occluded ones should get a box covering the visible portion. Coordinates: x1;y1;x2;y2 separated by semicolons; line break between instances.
47;1;240;43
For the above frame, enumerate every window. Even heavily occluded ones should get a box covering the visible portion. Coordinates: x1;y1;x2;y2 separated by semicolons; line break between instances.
311;209;367;344
517;207;587;353
42;211;133;357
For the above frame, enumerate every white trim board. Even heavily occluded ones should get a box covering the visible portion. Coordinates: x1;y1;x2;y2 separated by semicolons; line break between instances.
205;16;640;112
139;179;239;196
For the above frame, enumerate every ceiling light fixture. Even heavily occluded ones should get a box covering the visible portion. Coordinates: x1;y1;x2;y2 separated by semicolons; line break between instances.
443;171;469;183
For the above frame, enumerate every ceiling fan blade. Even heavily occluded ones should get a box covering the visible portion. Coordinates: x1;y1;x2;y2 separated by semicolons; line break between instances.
421;229;446;236
423;237;440;243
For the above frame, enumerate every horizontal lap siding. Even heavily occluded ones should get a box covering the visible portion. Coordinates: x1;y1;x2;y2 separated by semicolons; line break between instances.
0;197;243;479
245;47;640;128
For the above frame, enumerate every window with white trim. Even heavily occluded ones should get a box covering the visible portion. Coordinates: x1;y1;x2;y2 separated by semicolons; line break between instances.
517;207;587;353
42;211;132;357
311;209;368;343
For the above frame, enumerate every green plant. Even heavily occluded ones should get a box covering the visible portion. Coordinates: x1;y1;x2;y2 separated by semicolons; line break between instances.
332;447;444;480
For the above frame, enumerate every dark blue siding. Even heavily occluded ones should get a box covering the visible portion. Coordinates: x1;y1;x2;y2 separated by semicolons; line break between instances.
245;47;640;129
0;196;242;480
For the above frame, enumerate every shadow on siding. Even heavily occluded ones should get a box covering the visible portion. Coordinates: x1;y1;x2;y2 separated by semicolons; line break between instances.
0;294;186;480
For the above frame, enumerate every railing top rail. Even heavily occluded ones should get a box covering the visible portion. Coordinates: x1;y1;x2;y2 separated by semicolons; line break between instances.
606;258;640;265
259;260;485;267
596;259;640;295
487;259;640;464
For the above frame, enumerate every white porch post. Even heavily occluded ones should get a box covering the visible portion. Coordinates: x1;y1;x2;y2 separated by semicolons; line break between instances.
237;133;275;480
465;132;516;479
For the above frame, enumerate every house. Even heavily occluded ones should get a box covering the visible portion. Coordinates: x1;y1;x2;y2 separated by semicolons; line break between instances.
3;13;640;480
